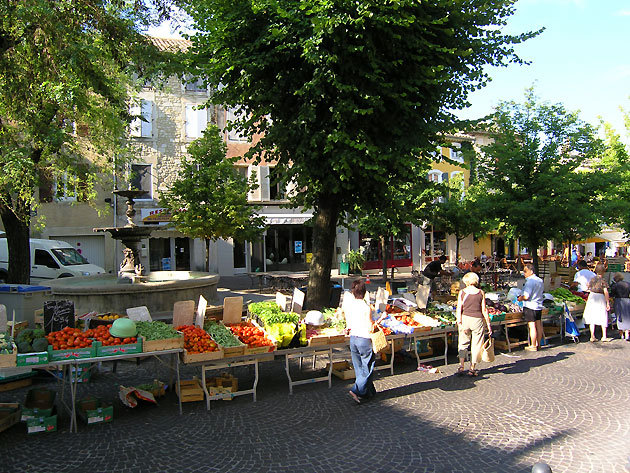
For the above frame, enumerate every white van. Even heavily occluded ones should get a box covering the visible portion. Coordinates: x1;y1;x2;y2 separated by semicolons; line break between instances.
0;238;106;283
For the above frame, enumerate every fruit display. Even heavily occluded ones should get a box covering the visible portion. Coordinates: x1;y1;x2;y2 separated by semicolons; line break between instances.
395;313;421;328
203;320;243;348
175;325;219;353
85;324;137;346
136;321;180;341
0;332;14;354
95;314;125;321
47;327;94;350
227;323;275;348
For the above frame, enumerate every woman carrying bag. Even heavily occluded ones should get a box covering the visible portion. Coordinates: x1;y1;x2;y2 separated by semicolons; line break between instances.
456;271;493;376
343;279;384;404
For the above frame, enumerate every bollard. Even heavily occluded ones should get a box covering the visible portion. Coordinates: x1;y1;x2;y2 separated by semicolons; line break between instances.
531;462;552;473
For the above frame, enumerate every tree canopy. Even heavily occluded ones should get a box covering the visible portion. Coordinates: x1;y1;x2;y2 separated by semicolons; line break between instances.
159;126;266;250
476;88;608;273
0;0;177;283
182;0;539;307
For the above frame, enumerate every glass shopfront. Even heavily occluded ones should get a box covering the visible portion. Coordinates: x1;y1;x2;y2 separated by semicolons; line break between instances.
360;225;412;270
264;225;313;272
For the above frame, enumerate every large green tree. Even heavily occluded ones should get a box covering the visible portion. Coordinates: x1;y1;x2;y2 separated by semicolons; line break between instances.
184;0;538;308
159;126;266;269
0;0;176;283
476;89;607;274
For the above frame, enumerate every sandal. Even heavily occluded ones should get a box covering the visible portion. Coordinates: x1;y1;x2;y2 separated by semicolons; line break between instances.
467;369;478;377
348;391;361;404
590;337;597;343
456;366;466;376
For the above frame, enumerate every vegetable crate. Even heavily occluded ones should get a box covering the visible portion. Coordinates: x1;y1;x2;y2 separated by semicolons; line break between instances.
308;334;330;346
95;340;142;357
490;313;506;322
328;361;355;380
48;344;96;362
225;321;275;355
16;351;49;366
176;378;204;402
0;403;21;433
76;397;113;425
504;312;523;321
494;337;520;351
206;374;238;401
52;363;91;384
0;343;17;368
22;388;56;420
182;348;224;364
26;414;57;434
140;334;184;353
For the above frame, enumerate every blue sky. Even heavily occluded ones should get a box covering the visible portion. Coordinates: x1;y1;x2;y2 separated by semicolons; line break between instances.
148;0;630;136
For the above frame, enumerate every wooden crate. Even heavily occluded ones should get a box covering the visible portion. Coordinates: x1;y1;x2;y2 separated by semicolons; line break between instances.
504;312;523;321
140;334;184;353
327;334;346;345
328;361;355;380
0;403;21;433
308;335;330;346
494;337;520;351
544;325;561;336
182;349;224;364
176;378;204;402
0;343;17;368
0;376;33;393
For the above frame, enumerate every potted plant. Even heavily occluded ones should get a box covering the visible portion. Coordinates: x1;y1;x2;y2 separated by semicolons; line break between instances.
346;249;365;275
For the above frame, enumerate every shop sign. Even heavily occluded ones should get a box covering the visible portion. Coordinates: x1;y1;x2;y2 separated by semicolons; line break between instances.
294;241;303;254
141;208;171;224
306;253;313;263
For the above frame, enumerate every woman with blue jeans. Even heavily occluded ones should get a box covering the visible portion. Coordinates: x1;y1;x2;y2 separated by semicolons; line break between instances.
344;279;377;404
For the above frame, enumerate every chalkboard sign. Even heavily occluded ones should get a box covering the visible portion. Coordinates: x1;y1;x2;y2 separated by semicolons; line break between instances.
44;300;75;334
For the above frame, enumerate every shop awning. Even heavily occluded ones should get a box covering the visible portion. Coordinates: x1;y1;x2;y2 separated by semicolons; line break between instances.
263;214;313;225
574;236;610;244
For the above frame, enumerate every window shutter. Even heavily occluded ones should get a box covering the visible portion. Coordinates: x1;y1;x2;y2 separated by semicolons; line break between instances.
141;100;152;137
260;166;270;201
130;103;142;137
38;171;54;203
185;104;197;138
249;166;261;201
442;172;449;183
196;108;207;137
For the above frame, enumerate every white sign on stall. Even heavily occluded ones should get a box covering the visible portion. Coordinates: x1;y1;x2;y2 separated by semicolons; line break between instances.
126;306;152;322
195;295;208;328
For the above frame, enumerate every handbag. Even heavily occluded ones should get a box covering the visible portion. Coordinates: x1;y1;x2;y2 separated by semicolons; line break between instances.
481;336;495;363
370;325;388;354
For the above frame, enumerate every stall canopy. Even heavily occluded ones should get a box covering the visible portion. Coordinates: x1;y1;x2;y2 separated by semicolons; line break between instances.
574;236;609;244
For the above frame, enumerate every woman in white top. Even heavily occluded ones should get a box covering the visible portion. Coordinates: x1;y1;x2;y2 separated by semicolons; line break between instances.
344;279;377;404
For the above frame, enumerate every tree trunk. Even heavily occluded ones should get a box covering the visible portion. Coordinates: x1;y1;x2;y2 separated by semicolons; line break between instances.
381;235;388;283
529;242;540;275
455;236;461;265
0;195;31;284
306;195;340;310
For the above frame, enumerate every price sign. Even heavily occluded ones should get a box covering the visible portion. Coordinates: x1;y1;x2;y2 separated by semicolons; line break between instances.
43;300;75;334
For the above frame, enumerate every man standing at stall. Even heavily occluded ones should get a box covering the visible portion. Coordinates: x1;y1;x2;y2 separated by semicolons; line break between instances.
422;255;451;295
572;260;596;292
518;263;544;351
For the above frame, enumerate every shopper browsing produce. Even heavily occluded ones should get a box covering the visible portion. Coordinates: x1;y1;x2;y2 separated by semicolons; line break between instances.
456;271;492;377
610;272;630;341
572;260;596;292
517;263;544;351
344;279;383;404
583;263;611;342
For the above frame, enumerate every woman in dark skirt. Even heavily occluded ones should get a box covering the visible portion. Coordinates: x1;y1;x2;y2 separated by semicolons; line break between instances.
610;272;630;341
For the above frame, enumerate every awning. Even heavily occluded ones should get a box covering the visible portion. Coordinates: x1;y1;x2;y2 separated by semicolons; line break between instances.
574;236;610;244
263;214;313;225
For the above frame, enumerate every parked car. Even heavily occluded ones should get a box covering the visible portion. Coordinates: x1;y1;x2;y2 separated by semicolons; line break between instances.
0;238;105;283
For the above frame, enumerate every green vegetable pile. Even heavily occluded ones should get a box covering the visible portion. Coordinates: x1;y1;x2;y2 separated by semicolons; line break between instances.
0;332;14;354
204;320;243;347
550;288;585;304
136;321;181;341
322;307;346;331
248;301;299;325
16;328;47;353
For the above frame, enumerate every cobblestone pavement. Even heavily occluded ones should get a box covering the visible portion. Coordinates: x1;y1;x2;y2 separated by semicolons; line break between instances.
2;336;630;473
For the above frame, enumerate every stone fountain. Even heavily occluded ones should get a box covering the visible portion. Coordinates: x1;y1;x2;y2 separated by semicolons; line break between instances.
46;189;219;316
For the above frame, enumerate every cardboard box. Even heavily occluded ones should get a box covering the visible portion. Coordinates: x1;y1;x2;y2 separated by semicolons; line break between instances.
95;339;142;357
26;414;57;434
48;344;96;361
16;351;49;366
22;388;56;420
0;403;21;433
52;363;91;384
76;397;113;425
0;342;17;368
206;373;238;400
327;361;355;380
177;378;204;402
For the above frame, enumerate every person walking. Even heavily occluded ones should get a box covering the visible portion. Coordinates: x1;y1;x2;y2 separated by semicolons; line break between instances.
456;271;492;376
583;263;612;342
610;272;630;341
344;279;377;403
571;260;596;292
518;263;545;351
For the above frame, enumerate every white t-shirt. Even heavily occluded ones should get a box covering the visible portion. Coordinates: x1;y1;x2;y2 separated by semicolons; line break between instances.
343;296;373;338
574;269;596;292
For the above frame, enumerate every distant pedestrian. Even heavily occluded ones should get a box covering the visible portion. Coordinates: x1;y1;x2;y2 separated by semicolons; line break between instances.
344;279;377;404
456;271;492;377
518;263;544;351
583;263;611;342
610;272;630;341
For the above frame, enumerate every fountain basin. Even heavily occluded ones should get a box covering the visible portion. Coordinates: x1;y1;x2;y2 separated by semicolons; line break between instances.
46;272;219;316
